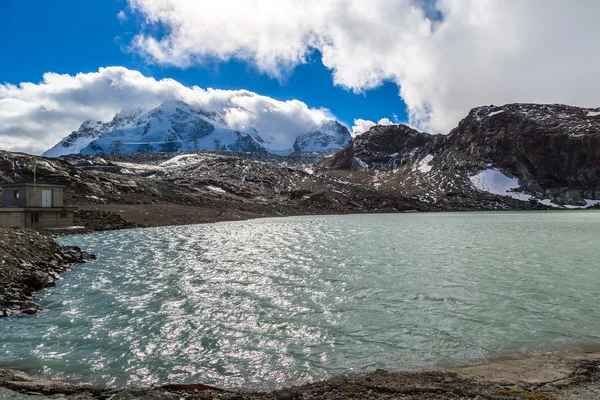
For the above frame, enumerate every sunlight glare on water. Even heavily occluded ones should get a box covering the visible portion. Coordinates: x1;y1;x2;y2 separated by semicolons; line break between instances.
1;212;599;389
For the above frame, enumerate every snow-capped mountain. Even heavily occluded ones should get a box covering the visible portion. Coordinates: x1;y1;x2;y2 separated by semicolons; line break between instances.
43;101;351;157
43;108;145;157
293;120;351;153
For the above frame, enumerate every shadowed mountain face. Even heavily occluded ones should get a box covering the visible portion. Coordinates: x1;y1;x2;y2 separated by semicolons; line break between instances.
43;102;351;157
447;104;600;194
320;103;600;208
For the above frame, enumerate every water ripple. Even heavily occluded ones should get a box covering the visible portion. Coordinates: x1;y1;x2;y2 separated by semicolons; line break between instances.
1;212;600;389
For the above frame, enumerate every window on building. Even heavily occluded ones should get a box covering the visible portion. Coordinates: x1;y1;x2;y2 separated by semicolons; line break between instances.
31;213;39;223
60;213;67;218
13;190;19;199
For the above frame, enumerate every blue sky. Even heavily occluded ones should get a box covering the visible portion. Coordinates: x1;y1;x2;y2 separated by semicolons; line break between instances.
0;0;407;129
1;1;598;155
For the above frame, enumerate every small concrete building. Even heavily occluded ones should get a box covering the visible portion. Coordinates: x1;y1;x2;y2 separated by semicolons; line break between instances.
0;184;76;229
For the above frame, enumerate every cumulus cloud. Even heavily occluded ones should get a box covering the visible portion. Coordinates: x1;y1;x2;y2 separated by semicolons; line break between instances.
0;67;334;154
127;0;600;133
351;118;396;136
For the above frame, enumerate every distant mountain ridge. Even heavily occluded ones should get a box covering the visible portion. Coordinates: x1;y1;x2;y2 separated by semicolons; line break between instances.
320;103;600;209
43;101;352;157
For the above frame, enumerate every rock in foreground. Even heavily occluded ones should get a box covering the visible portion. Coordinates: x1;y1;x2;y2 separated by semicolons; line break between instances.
0;228;95;317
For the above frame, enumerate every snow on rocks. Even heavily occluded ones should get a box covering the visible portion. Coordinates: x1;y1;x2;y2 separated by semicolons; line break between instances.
207;185;226;194
416;154;434;173
469;169;532;201
159;153;200;167
487;110;505;117
471;169;600;209
586;110;600;117
564;199;600;209
353;156;369;169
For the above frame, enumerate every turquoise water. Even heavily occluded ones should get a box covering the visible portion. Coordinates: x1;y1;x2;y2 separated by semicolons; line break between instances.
1;212;599;389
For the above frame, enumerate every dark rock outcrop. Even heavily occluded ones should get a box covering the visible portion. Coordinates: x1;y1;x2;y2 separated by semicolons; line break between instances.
321;124;439;171
0;228;96;317
446;104;600;200
320;103;600;208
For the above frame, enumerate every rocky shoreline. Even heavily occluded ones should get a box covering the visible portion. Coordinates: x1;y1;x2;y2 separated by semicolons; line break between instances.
0;351;599;399
0;227;95;317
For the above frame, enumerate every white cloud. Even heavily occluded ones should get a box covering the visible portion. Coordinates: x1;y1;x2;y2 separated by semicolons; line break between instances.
116;10;127;23
351;118;396;136
127;0;600;133
0;67;333;154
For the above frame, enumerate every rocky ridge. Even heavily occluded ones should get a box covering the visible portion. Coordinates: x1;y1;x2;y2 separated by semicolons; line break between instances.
320;103;600;210
0;149;432;232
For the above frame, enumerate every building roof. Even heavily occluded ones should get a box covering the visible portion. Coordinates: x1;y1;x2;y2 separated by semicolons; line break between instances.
0;183;66;189
0;207;77;212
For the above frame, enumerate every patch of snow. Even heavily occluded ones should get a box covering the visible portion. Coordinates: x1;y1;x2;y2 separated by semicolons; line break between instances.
207;185;226;194
538;199;562;208
112;161;156;171
586;111;600;117
417;154;434;173
570;132;586;138
304;167;314;175
563;199;600;209
469;169;532;201
471;172;600;208
487;110;505;117
159;154;199;167
354;156;369;169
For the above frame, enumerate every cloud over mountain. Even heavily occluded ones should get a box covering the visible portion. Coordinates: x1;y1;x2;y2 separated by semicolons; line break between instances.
128;0;600;132
351;118;396;137
0;67;334;154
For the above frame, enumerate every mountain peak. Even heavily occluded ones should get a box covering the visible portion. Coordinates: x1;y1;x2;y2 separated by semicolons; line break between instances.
43;102;351;157
293;120;351;153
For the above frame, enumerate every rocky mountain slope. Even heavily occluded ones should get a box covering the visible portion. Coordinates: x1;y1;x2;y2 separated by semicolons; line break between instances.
3;102;599;232
44;101;351;157
320;103;600;210
0;149;429;231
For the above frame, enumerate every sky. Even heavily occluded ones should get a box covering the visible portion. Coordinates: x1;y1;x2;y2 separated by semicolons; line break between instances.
1;0;600;154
